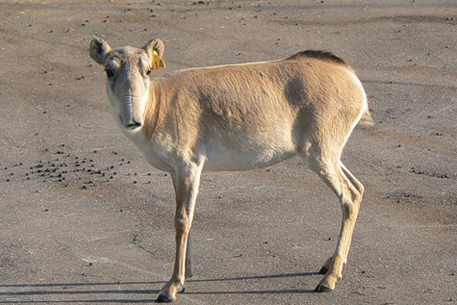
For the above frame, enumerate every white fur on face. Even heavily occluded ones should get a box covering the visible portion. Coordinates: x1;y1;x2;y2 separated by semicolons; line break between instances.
138;81;150;126
106;71;150;133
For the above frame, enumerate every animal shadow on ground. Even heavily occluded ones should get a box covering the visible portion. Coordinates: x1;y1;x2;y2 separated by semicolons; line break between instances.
0;272;317;303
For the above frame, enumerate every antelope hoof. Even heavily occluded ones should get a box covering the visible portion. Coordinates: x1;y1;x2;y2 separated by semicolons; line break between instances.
315;272;338;293
157;282;185;303
157;292;175;303
315;283;334;293
179;285;186;294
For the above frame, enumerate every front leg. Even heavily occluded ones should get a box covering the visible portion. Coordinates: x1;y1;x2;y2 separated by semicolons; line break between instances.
169;175;195;280
186;229;194;279
157;160;204;303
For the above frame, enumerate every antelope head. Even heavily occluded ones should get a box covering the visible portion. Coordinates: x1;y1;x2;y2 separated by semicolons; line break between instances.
89;37;165;132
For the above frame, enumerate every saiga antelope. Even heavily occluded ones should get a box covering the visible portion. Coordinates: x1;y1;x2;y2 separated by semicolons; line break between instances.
90;37;372;302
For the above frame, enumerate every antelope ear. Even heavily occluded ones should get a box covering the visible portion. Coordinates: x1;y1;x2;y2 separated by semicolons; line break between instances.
90;37;111;65
144;38;165;59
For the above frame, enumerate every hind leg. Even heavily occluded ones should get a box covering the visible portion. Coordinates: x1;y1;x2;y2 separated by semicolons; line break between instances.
318;162;364;275
305;150;363;292
339;162;364;266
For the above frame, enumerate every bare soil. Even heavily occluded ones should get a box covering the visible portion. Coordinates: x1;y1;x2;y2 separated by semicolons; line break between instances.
0;1;456;304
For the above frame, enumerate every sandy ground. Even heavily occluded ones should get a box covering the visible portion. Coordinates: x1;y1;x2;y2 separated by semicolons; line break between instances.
1;0;457;304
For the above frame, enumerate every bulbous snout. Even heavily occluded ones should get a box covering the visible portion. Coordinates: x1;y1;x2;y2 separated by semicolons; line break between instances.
118;94;144;131
102;54;151;132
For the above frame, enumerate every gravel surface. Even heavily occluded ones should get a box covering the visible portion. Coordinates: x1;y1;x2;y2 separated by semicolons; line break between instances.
0;1;456;304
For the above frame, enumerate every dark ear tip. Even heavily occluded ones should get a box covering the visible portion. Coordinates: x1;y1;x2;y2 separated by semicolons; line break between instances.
90;37;103;47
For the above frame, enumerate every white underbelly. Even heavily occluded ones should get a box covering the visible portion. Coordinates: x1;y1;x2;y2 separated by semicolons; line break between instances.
126;128;298;172
203;145;297;171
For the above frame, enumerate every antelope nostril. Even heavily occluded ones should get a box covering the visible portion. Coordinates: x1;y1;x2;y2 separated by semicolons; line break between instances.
126;122;142;130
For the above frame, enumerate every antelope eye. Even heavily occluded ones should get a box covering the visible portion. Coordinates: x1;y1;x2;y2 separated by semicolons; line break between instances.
146;68;152;75
105;68;114;78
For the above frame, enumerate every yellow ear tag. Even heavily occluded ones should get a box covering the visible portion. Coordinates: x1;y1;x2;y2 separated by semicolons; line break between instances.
152;50;166;70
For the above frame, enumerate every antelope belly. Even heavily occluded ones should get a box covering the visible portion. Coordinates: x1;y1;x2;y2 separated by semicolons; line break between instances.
203;145;296;171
